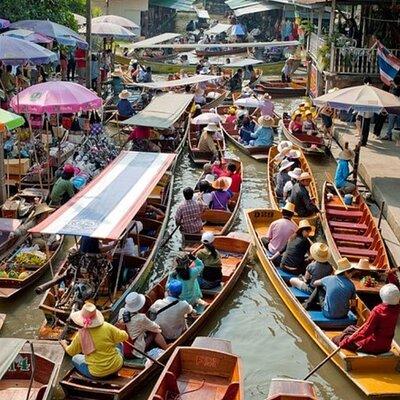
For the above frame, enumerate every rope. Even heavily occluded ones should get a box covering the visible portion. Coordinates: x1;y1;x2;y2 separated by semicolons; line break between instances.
168;379;206;400
25;341;36;400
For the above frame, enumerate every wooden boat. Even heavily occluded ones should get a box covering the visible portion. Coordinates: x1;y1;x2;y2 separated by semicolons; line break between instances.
204;87;229;109
0;313;5;330
245;208;400;398
0;338;64;400
267;145;319;225
195;48;247;58
255;80;306;98
148;336;244;400
267;378;318;400
60;236;251;400
321;181;390;295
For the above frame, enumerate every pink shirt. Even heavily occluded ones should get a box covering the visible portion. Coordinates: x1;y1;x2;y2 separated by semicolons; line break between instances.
266;217;297;254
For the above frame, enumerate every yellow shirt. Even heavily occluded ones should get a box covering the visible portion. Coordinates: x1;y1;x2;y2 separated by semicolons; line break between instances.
66;322;128;377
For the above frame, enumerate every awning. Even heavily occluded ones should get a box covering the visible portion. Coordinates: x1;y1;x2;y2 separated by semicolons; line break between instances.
128;33;181;50
131;75;218;90
30;152;175;240
121;93;193;129
149;0;196;11
224;58;263;67
0;338;26;379
195;8;210;19
0;218;22;232
225;0;259;9
234;3;279;16
206;23;232;35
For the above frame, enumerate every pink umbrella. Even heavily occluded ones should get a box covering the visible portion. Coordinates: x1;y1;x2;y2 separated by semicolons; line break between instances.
10;81;102;114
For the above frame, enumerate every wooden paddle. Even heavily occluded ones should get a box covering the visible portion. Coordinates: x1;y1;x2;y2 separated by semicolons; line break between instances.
124;340;166;368
303;346;342;380
325;172;349;210
160;224;180;249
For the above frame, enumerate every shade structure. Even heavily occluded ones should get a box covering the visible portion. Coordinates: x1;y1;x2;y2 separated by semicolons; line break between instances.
2;29;53;44
0;19;10;29
80;22;136;40
313;84;400;114
121;93;193;129
0;36;57;65
10;81;102;114
9;19;87;49
128;33;181;51
92;15;139;30
131;74;218;89
30;151;175;239
195;8;210;19
206;23;232;35
192;112;222;125
224;58;263;67
234;3;279;16
234;97;262;108
73;13;86;26
0;338;26;379
0;109;25;130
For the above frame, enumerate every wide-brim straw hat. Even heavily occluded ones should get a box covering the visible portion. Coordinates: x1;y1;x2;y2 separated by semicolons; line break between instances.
205;122;219;132
288;167;302;180
212;176;232;191
119;90;130;99
338;148;354;161
297;219;315;236
299;172;311;181
305;110;313;116
380;283;400;305
125;292;146;313
258;115;274;127
70;302;104;328
279;159;294;172
335;257;354;275
282;201;296;214
33;203;54;217
355;258;370;271
310;242;330;263
287;149;301;159
291;110;303;120
277;140;293;153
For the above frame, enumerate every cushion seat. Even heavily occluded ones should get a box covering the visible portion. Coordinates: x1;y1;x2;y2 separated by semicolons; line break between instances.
277;268;296;283
308;310;357;330
290;287;310;301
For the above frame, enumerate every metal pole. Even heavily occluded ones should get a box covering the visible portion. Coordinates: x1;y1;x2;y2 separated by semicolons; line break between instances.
0;126;6;204
85;0;92;89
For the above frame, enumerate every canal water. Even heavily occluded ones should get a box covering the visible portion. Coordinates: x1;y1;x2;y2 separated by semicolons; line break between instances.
0;98;379;400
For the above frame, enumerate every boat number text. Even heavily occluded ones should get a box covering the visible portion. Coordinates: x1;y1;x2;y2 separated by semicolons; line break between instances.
8;355;31;372
195;355;219;368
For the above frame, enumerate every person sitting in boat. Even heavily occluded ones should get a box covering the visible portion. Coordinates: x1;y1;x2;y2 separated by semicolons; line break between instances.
116;90;135;120
50;164;75;206
210;177;233;211
137;66;152;83
261;202;297;266
279;219;313;275
273;140;293;163
249;116;274;148
226;163;241;193
285;148;301;170
194;180;213;208
212;159;228;178
197;124;218;157
283;167;302;202
239;115;255;145
281;57;293;82
288;111;303;135
332;283;400;354
60;303;128;379
290;242;333;294
139;201;165;221
123;125;160;153
229;68;243;93
118;292;168;359
302;110;318;135
194;87;206;105
196;232;223;289
149;280;193;341
225;107;237;125
175;187;206;234
313;257;356;319
275;159;294;201
335;144;356;195
289;172;319;217
168;252;204;306
259;93;275;117
79;236;115;255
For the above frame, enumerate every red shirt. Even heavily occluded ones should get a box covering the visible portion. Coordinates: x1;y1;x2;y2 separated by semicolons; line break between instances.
212;163;229;178
75;48;86;68
340;303;400;354
129;126;150;140
229;172;242;192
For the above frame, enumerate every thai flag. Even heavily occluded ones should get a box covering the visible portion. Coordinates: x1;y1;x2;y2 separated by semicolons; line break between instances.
377;41;400;86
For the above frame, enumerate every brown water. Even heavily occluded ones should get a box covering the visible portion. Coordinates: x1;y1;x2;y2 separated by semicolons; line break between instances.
0;98;381;400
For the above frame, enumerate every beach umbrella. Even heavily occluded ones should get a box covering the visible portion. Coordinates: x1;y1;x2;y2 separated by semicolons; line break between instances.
0;109;25;130
10;81;102;114
234;97;262;108
230;24;245;36
92;15;139;30
0;19;10;29
80;22;136;40
0;36;57;65
2;29;53;44
192;112;222;125
73;13;86;26
9;19;88;49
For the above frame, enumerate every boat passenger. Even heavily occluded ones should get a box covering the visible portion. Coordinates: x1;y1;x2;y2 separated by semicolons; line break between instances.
226;163;241;193
175;187;206;234
275;159;294;200
192;104;202;118
80;236;114;254
50;164;75;206
194;180;213;208
225;107;237;125
302;110;317;134
229;68;243;93
123;125;160;152
194;87;206;105
259;93;275;117
285;148;301;170
137;66;152;83
210;177;233;211
149;280;193;341
211;160;228;178
273;140;293;163
239;115;255;145
141;202;165;221
60;303;128;379
261;202;297;266
335;144;356;194
118;292;168;359
279;219;313;275
197;232;223;289
333;283;400;354
116;90;135;120
319;104;334;136
247;64;258;85
197;124;218;157
281;57;293;82
249;116;274;147
289;172;319;217
168;252;204;306
283;167;302;202
290;242;333;293
289;111;303;135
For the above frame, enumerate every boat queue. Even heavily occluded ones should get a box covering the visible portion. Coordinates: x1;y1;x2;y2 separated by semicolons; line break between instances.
0;57;400;400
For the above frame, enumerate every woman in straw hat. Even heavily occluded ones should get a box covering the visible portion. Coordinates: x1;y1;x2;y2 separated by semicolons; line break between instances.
117;89;135;120
283;167;302;202
279;219;313;275
302;110;318;135
334;142;356;194
313;257;356;319
60;303;128;378
288;111;303;135
198;123;219;157
225;106;237;125
333;283;400;354
290;242;333;294
285;148;301;170
210;177;233;211
249;116;274;147
275;159;294;200
289;172;319;217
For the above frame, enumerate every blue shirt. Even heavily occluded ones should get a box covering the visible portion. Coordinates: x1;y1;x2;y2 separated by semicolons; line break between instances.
251;126;274;147
117;99;134;117
335;159;350;189
321;275;356;319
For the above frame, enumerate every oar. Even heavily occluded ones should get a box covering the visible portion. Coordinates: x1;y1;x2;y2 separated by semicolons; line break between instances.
325;172;348;210
303;346;342;380
160;224;180;249
124;340;166;368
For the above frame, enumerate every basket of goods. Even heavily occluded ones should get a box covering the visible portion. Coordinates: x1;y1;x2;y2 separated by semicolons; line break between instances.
361;275;378;288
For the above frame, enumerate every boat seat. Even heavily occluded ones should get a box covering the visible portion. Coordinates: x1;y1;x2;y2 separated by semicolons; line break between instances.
308;310;357;330
289;287;310;301
201;283;223;296
329;221;368;232
123;357;146;369
277;268;296;283
332;233;373;245
337;246;378;259
326;209;363;219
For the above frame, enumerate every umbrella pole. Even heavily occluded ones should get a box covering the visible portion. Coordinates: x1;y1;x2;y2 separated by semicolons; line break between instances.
45;118;51;190
28;120;44;193
0;125;6;204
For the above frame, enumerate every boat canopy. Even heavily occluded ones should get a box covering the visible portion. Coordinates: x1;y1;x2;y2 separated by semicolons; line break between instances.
121;93;193;128
206;23;232;35
234;3;279;16
0;218;22;232
30;151;175;240
195;8;210;19
128;33;181;50
131;74;217;89
224;58;263;67
0;338;26;379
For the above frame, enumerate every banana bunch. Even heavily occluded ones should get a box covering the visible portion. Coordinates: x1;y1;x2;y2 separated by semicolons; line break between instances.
15;252;46;266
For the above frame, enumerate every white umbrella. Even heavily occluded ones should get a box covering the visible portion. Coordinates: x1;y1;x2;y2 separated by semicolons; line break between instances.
92;15;139;30
79;22;136;40
234;97;262;108
192;113;222;125
73;13;86;26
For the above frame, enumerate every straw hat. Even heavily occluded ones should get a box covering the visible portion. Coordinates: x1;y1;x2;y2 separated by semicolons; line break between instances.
288;167;302;180
305;110;313;117
70;302;104;328
287;149;301;159
282;201;295;214
212;176;232;191
201;231;215;244
228;106;236;115
204;123;219;132
279;159;294;172
119;89;130;99
277;140;293;153
380;283;400;305
291;110;302;120
125;292;146;313
33;203;54;217
296;219;313;233
355;258;370;271
334;257;354;275
338;148;354;161
258;115;274;127
310;242;330;263
299;172;311;181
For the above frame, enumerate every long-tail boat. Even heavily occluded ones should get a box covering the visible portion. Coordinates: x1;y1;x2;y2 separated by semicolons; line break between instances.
255;80;306;98
266;378;318;400
245;208;400;398
59;236;250;400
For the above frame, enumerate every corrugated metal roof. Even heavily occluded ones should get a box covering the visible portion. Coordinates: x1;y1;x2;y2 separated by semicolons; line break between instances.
149;0;196;11
234;3;280;16
225;0;260;10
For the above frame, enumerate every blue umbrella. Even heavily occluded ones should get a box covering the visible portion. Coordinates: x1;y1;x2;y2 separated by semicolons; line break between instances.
0;36;57;65
231;24;245;36
0;19;10;29
9;19;88;49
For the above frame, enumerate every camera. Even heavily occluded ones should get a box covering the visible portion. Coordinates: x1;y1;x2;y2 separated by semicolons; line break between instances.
122;310;132;323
